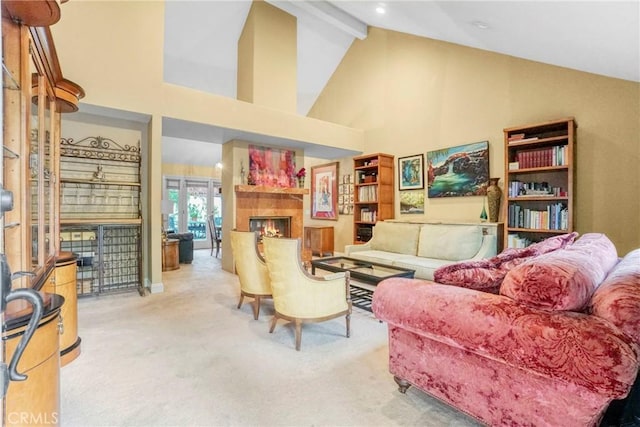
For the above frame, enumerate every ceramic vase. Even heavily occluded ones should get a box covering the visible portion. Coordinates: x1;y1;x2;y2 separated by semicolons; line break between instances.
298;177;305;188
487;177;502;222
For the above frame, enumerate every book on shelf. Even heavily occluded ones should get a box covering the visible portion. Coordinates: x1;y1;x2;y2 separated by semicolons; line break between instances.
508;202;568;230
508;135;539;144
507;233;531;248
514;145;566;169
359;208;377;223
357;185;378;202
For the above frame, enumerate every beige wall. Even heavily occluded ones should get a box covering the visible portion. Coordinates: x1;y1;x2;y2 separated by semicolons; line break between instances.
238;1;297;112
162;163;220;180
309;28;640;255
51;1;363;287
52;5;640;257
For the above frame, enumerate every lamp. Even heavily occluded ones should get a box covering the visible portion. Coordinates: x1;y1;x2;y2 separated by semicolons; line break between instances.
161;199;174;240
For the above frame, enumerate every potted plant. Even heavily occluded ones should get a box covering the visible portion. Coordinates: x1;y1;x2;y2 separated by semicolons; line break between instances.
188;203;201;221
296;167;306;188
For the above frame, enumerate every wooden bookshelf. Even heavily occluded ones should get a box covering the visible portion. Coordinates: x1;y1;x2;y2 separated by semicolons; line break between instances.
503;117;576;248
353;153;395;244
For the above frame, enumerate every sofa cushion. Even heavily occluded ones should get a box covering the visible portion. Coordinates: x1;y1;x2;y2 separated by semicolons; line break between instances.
347;250;410;266
392;256;453;281
433;232;580;293
500;233;618;311
370;222;420;255
590;249;640;346
417;224;482;261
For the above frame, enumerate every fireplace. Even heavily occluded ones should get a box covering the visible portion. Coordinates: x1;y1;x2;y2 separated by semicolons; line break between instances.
234;185;308;241
249;216;291;241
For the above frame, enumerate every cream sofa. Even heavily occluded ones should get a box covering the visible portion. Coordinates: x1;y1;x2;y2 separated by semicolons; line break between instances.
344;221;498;280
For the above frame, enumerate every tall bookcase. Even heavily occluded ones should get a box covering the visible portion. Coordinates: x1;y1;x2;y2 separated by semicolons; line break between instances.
503;117;576;249
353;153;395;243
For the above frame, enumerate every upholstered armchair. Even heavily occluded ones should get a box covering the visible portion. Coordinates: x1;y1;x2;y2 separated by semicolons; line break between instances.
262;237;352;351
229;230;272;320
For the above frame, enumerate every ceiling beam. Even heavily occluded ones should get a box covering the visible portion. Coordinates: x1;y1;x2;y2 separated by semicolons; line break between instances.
267;0;368;39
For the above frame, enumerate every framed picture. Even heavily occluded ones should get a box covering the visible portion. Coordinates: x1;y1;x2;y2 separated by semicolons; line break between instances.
398;154;424;190
311;162;339;220
248;144;297;188
427;141;489;198
400;190;425;214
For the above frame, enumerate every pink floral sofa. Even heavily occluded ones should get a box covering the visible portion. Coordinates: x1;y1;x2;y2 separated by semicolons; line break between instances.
372;233;640;426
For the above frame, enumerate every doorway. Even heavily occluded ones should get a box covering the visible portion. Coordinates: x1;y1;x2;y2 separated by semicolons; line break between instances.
163;176;222;250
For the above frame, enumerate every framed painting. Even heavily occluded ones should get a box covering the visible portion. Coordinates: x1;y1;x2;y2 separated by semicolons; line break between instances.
311;162;339;220
398;154;424;190
399;190;425;214
427;141;489;198
248;144;297;188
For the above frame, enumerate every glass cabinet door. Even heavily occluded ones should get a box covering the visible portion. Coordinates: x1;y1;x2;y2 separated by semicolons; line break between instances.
28;40;58;275
44;92;55;260
29;58;41;272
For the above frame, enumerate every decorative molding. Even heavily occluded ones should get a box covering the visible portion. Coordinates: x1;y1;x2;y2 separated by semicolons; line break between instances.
60;136;141;163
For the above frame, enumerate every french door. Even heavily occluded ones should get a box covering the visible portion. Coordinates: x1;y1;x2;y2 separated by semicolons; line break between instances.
163;176;222;250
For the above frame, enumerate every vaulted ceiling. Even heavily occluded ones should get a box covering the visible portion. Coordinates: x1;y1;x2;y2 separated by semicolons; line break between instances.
160;0;639;168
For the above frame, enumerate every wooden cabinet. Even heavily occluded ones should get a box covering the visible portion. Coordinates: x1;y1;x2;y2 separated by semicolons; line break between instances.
1;8;82;426
3;292;64;427
503;117;576;249
162;239;180;271
304;226;334;256
1;13;83;287
42;252;81;365
353;153;395;244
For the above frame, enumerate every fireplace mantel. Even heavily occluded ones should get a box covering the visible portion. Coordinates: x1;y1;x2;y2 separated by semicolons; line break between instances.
234;185;309;195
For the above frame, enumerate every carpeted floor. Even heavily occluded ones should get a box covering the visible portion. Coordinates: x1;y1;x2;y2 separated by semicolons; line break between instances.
60;249;480;427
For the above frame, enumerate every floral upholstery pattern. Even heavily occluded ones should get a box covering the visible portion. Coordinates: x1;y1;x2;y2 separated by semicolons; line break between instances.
433;232;578;293
373;277;640;426
500;233;618;311
590;249;640;345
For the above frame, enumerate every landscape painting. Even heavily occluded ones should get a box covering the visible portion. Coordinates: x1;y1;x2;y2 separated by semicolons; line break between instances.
399;190;425;214
427;141;489;198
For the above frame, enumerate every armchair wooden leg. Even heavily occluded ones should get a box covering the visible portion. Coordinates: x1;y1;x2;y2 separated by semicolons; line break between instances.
237;294;244;310
294;319;302;351
346;313;351;338
252;296;261;320
269;315;278;333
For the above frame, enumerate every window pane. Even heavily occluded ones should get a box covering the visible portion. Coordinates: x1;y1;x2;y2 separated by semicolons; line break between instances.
187;182;207;240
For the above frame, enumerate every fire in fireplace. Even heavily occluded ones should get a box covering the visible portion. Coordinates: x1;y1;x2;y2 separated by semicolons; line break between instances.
249;216;291;240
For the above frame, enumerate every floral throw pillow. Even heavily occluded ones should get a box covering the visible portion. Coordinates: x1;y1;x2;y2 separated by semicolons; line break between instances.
590;249;640;345
500;233;618;311
433;232;579;293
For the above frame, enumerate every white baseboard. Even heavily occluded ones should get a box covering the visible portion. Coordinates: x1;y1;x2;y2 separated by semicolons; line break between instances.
146;278;164;294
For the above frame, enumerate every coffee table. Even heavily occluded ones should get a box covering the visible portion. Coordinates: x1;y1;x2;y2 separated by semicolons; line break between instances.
311;256;415;312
